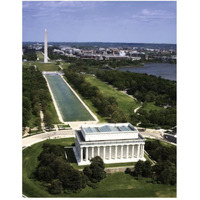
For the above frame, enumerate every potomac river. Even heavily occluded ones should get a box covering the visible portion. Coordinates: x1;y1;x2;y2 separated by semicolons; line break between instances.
120;63;176;81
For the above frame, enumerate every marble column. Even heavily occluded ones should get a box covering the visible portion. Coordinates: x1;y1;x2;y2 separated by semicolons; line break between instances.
132;145;134;158
86;147;88;161
121;145;123;159
80;147;83;162
141;144;144;157
109;146;112;160
137;144;140;158
97;146;100;156
126;145;129;159
115;145;117;159
103;146;106;160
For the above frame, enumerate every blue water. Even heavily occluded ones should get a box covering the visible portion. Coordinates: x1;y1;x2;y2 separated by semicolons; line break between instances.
45;74;95;121
120;63;176;81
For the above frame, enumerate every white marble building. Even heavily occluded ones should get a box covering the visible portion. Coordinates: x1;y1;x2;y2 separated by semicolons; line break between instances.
73;123;146;165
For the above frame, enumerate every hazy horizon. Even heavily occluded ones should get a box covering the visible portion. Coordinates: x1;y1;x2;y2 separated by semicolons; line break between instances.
23;41;176;45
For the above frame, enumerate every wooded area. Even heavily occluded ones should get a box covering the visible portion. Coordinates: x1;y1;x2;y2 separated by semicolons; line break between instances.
23;66;59;129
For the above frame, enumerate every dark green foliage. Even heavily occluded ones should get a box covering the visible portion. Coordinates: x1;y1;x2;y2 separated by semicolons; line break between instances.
143;140;176;185
96;70;176;128
83;166;92;180
22;66;55;128
125;168;131;174
152;161;176;185
134;160;152;178
23;49;37;61
49;179;63;194
83;156;106;183
36;166;55;182
138;107;176;128
33;144;88;194
145;140;176;165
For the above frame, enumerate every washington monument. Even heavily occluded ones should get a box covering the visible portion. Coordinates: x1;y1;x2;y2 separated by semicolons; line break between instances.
44;29;48;63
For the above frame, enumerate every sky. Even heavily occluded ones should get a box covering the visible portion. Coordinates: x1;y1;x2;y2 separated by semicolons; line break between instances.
23;1;176;44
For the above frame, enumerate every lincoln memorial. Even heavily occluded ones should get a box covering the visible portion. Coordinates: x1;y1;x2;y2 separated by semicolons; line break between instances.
73;123;146;165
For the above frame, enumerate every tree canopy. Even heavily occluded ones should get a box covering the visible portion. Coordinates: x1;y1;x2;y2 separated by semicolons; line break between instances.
33;143;88;194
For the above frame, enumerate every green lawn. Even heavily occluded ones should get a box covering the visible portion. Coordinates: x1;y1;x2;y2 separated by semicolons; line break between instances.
60;62;70;70
48;101;60;124
23;138;176;198
85;75;141;115
23;61;60;71
35;62;60;71
142;102;163;112
36;51;44;61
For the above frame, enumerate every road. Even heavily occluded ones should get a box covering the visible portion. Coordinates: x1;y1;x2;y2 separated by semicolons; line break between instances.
22;129;75;148
139;128;176;145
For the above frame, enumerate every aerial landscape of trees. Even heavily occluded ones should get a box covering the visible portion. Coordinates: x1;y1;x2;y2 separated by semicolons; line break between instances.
130;140;176;186
23;47;37;61
32;144;106;194
96;70;176;128
23;66;57;129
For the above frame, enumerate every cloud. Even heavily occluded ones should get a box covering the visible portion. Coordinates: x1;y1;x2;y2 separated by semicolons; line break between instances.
131;8;175;24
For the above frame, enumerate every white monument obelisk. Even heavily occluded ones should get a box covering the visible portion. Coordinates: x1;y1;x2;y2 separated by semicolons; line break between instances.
44;29;48;63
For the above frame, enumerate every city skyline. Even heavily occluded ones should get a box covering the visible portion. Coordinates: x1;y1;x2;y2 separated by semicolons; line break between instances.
23;1;176;44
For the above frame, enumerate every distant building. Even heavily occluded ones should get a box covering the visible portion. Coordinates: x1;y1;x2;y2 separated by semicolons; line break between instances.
53;49;65;55
119;50;126;56
103;55;129;60
73;123;146;165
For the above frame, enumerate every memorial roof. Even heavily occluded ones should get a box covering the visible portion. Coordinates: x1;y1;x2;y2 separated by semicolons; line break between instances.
83;123;136;134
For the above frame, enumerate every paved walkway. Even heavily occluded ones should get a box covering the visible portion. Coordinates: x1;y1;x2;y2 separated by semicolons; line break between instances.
22;129;75;148
134;106;142;113
40;109;45;131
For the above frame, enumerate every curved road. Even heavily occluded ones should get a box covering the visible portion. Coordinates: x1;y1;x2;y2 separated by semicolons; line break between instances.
22;130;75;148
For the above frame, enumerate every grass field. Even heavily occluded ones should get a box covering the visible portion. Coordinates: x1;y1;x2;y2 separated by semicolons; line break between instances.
85;75;141;115
36;51;44;61
142;102;163;112
35;62;60;71
60;62;70;70
48;101;60;124
23;138;176;198
23;61;60;71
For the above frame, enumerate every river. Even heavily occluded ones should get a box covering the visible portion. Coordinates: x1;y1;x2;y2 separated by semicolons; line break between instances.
120;63;176;81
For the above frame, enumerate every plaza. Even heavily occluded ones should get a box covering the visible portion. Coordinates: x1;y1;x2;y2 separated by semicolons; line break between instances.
73;123;146;165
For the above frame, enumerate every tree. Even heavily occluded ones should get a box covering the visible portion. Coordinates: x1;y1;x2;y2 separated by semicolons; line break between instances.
35;166;55;182
44;110;53;127
83;166;92;180
133;160;152;178
49;179;63;194
134;160;144;177
142;160;152;177
58;164;86;191
85;156;106;183
153;162;176;185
